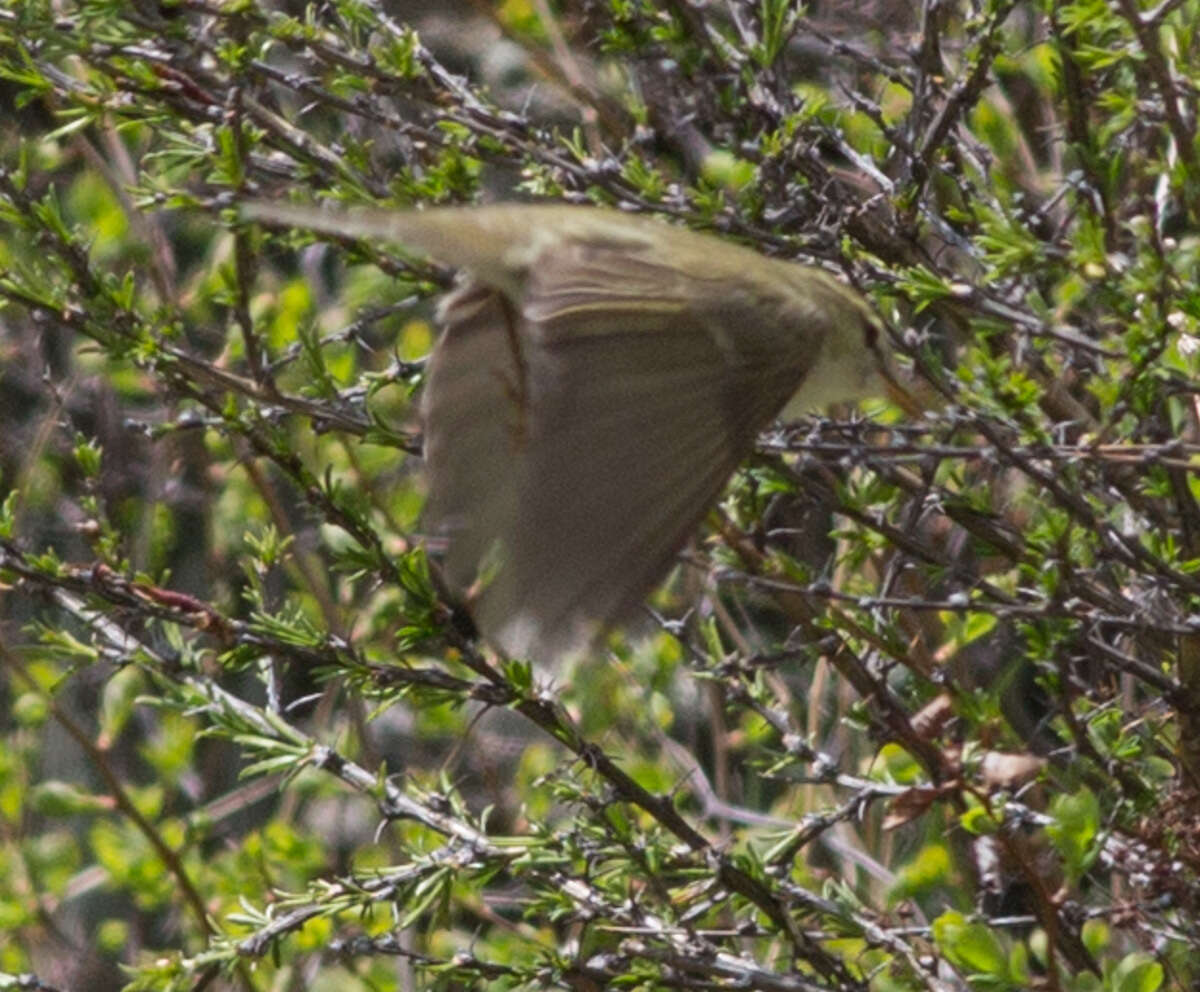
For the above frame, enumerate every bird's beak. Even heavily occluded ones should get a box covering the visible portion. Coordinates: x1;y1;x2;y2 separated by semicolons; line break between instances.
879;352;934;418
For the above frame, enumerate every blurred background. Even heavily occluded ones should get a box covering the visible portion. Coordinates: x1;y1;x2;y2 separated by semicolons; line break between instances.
2;1;1199;989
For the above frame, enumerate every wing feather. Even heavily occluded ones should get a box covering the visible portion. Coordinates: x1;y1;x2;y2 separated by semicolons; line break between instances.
421;282;525;595
423;239;820;658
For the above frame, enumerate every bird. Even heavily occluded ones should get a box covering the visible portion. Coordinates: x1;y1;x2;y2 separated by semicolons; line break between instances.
242;201;913;661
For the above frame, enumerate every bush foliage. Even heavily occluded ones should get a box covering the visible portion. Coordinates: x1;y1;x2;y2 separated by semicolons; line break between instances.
2;0;1200;989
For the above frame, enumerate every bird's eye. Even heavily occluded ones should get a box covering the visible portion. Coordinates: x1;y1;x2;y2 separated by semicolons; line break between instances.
862;317;880;351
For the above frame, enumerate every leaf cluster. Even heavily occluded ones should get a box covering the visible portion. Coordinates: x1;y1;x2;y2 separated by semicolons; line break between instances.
2;0;1200;989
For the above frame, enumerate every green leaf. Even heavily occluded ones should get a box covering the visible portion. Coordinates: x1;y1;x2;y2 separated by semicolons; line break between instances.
1045;786;1101;883
932;911;1015;986
1111;953;1163;992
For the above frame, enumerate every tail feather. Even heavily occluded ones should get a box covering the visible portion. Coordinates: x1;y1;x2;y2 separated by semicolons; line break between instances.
241;202;554;292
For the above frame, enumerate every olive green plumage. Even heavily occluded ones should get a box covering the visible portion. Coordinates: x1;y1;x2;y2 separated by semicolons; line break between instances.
243;202;897;660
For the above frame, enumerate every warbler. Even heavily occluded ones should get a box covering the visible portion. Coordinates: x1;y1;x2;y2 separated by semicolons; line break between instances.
243;202;915;659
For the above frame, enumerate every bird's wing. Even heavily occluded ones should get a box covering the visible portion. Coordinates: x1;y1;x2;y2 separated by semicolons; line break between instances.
421;281;525;599
423;238;817;659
